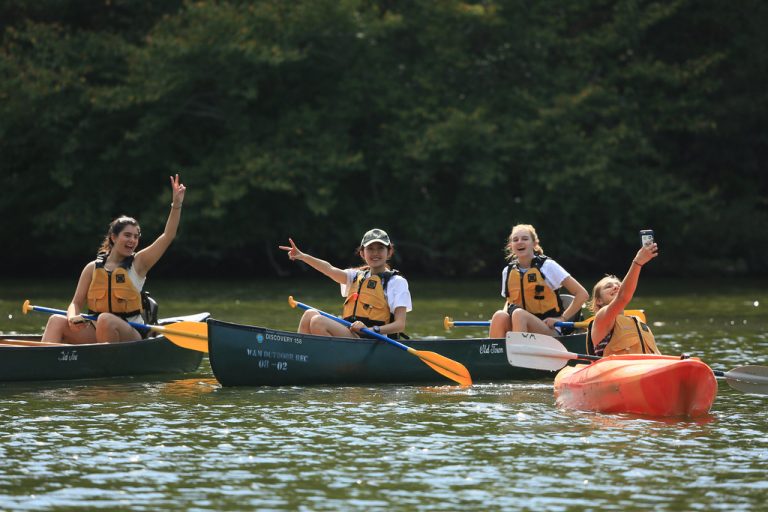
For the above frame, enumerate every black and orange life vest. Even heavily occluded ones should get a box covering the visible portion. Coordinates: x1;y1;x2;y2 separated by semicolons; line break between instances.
87;253;143;318
587;315;660;357
342;269;398;327
505;255;563;319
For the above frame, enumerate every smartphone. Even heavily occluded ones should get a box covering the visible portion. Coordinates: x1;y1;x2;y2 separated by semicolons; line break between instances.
640;229;654;247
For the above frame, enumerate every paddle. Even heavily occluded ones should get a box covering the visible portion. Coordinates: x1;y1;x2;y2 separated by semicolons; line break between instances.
288;296;472;386
0;339;70;347
504;331;768;395
443;309;647;330
22;300;209;353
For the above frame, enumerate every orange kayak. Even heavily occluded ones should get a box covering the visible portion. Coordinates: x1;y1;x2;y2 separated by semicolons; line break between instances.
554;354;717;417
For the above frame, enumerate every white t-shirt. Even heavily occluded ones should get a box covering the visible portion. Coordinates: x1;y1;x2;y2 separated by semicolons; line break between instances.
341;269;413;312
499;258;570;297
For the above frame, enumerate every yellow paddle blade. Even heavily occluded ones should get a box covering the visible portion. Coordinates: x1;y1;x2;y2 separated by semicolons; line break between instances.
407;347;472;386
150;321;209;353
443;316;454;330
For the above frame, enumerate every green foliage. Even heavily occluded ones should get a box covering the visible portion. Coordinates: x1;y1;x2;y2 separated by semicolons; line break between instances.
1;0;765;278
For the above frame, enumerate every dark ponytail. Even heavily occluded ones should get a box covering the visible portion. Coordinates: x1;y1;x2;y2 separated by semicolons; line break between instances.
98;216;140;254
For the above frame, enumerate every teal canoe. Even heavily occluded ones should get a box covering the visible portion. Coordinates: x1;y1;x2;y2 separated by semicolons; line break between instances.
0;313;208;383
208;319;587;386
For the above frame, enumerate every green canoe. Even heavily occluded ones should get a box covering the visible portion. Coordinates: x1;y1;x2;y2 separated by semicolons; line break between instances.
208;318;587;386
0;313;207;383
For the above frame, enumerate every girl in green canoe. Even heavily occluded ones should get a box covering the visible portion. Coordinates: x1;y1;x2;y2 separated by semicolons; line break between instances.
489;224;588;338
280;228;412;339
41;175;186;344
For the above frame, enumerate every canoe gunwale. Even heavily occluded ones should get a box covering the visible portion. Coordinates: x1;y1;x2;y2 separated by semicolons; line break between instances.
207;318;587;387
0;314;210;382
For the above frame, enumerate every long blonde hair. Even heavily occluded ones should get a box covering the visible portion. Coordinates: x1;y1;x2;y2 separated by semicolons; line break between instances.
586;275;620;313
505;224;544;261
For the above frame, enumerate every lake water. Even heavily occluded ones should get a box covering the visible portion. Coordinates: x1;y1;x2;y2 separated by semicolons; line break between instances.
1;278;767;511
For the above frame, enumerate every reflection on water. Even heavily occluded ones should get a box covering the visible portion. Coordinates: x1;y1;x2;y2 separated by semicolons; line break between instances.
2;378;765;511
0;279;767;510
155;378;221;398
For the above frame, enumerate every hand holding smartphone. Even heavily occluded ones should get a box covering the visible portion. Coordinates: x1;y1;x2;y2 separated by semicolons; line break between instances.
640;230;654;247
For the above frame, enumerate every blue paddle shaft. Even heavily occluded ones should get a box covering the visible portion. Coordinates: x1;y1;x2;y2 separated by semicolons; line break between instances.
293;300;409;352
30;305;149;332
453;320;572;327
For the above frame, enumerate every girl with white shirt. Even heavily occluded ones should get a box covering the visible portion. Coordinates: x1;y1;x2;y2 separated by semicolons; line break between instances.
488;224;587;338
280;228;412;339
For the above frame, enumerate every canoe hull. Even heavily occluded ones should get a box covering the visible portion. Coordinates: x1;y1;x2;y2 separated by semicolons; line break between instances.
208;319;586;386
0;335;203;383
554;355;718;417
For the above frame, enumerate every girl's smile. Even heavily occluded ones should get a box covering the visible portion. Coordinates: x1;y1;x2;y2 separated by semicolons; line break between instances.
599;280;621;306
112;227;140;257
510;230;535;258
361;242;390;270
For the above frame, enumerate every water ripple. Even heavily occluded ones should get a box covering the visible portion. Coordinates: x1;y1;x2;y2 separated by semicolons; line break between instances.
0;335;766;511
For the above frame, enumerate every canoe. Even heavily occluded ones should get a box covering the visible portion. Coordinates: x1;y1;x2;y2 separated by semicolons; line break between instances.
207;318;586;386
553;354;718;417
0;313;208;383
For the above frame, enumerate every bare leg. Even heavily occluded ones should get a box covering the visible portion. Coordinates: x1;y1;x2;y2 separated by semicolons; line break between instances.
510;308;558;335
298;310;320;334
488;310;512;338
94;313;142;343
308;315;357;338
41;315;98;344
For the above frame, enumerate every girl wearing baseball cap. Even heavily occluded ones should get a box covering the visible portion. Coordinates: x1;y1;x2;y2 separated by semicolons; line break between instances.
279;229;412;339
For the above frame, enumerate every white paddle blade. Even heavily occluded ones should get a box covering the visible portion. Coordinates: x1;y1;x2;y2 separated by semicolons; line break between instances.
505;332;574;371
723;365;768;395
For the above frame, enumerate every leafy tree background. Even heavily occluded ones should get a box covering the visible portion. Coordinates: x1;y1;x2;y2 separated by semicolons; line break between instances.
1;0;766;280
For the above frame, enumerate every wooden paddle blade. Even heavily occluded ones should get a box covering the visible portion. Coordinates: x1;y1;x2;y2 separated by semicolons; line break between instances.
721;365;768;395
151;321;209;353
408;348;472;386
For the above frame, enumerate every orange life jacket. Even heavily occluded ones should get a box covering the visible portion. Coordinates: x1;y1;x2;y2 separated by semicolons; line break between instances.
87;253;143;318
587;314;661;357
505;255;563;319
342;269;398;326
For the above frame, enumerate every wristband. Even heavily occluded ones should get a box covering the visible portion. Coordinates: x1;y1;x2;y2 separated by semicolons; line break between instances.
633;260;642;267
171;203;182;209
372;325;381;334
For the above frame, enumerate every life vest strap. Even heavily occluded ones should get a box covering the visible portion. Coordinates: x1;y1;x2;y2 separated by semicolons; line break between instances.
87;309;142;320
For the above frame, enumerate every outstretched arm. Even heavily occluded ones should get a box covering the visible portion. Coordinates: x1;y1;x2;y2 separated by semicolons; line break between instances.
134;174;186;277
279;238;348;284
592;243;658;341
